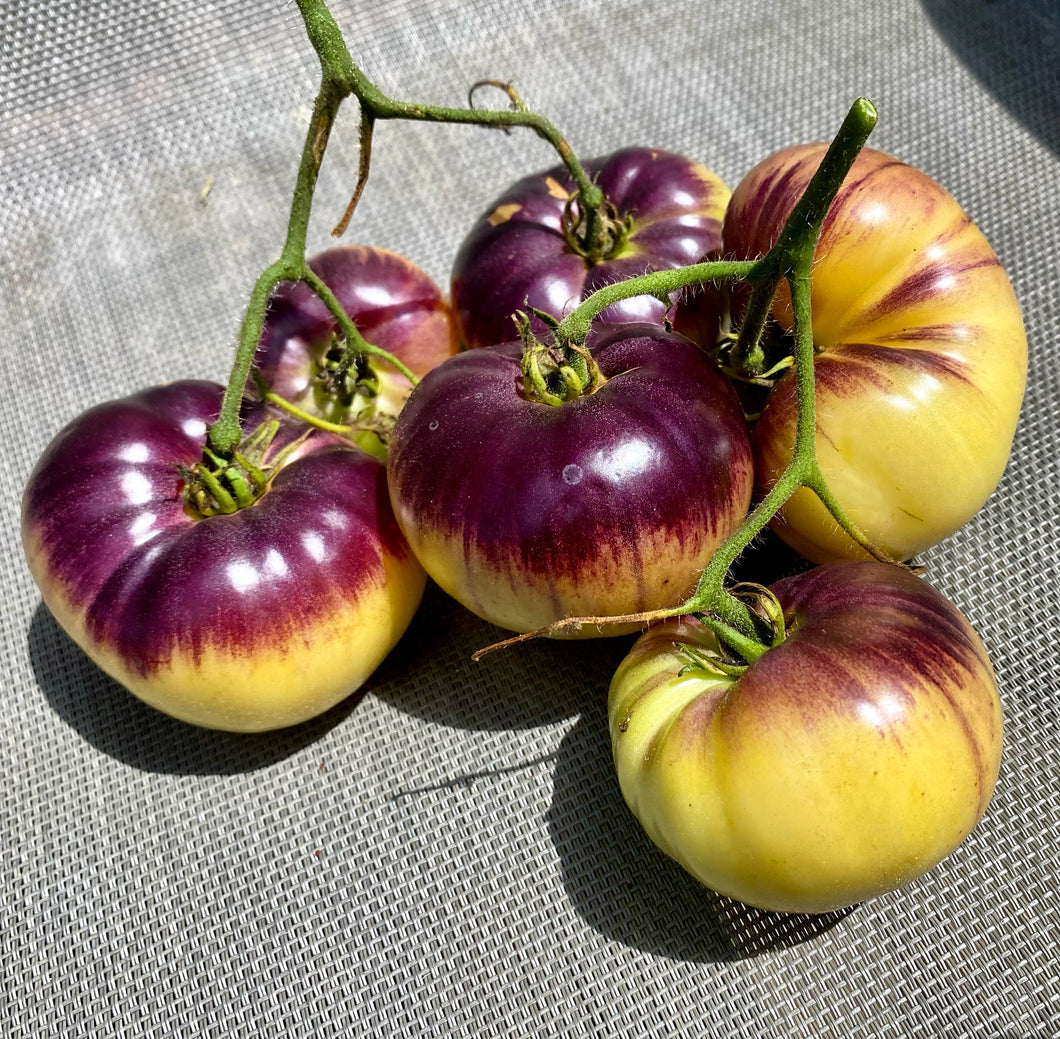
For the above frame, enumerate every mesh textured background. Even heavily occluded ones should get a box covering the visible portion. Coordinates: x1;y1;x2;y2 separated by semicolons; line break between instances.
2;0;1058;1036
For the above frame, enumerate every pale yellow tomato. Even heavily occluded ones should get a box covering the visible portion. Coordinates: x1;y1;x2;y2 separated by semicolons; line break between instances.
608;562;1002;914
723;145;1027;562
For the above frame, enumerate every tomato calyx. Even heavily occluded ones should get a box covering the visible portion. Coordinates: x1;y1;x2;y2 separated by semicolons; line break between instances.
516;310;605;405
312;336;387;422
561;193;633;264
676;639;749;679
181;418;308;519
250;335;402;453
686;583;789;674
716;325;797;384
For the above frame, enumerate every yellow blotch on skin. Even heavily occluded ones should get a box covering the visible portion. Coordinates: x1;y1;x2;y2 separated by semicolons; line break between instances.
544;176;570;200
487;203;522;226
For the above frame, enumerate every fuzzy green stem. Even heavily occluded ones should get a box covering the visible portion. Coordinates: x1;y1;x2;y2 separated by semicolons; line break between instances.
700;616;770;664
677;98;879;639
732;97;878;374
342;76;603;242
255;383;356;436
208;3;349;457
554;259;757;347
299;267;418;386
207;0;601;460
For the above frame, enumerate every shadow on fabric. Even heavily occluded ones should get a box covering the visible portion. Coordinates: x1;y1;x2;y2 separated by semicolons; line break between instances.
548;703;855;962
370;579;637;732
27;603;361;775
372;533;811;734
921;0;1060;155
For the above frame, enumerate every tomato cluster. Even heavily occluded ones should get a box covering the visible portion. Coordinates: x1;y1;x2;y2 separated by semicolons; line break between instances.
22;80;1026;914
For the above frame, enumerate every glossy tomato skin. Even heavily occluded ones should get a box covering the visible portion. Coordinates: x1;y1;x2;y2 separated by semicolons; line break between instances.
450;147;730;350
609;561;1002;914
255;245;458;456
386;323;753;634
720;145;1027;563
22;381;426;732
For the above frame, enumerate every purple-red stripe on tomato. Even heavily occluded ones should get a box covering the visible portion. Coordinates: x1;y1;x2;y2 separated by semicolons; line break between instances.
386;323;753;633
24;383;407;673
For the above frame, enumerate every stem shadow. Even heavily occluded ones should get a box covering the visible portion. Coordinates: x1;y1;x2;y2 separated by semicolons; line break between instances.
27;602;361;775
547;703;854;962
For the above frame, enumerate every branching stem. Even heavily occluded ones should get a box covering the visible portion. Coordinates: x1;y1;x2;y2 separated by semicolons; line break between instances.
208;0;887;666
207;0;601;458
475;98;887;663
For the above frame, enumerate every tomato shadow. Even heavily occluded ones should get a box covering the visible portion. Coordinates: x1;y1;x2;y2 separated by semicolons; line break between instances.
370;580;635;731
920;0;1060;155
548;703;855;962
371;533;807;733
27;602;361;775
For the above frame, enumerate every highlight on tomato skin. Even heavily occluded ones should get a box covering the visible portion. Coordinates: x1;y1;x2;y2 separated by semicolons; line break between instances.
450;147;731;351
254;244;458;457
385;322;754;636
608;561;1003;915
21;380;426;733
718;144;1028;563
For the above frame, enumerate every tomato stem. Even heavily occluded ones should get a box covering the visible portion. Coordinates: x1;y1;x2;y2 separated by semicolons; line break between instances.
207;0;607;461
698;616;769;664
475;99;887;664
676;98;884;651
333;75;605;248
554;259;758;347
731;97;878;375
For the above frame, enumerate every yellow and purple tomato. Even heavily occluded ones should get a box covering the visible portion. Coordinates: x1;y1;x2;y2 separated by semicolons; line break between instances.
450;147;730;350
722;144;1027;562
22;381;426;732
255;245;458;457
609;561;1003;914
386;323;753;635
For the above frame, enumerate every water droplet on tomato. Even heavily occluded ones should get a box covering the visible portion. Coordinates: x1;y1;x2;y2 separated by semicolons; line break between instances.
562;463;583;485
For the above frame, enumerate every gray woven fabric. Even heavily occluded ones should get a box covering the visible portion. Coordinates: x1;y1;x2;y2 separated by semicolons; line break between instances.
2;0;1058;1035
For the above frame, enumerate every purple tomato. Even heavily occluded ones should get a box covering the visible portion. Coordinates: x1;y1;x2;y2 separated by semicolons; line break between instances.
450;147;730;350
386;323;753;634
22;381;426;732
610;560;1003;913
255;245;458;457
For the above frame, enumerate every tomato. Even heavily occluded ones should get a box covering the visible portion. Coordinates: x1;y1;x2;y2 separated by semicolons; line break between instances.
719;144;1027;562
21;381;425;732
609;561;1002;914
254;245;458;457
450;147;730;350
385;322;753;634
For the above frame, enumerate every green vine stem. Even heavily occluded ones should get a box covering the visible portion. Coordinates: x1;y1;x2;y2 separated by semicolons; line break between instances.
555;259;759;346
207;0;351;457
473;98;886;663
333;77;612;257
207;0;604;459
729;97;881;377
